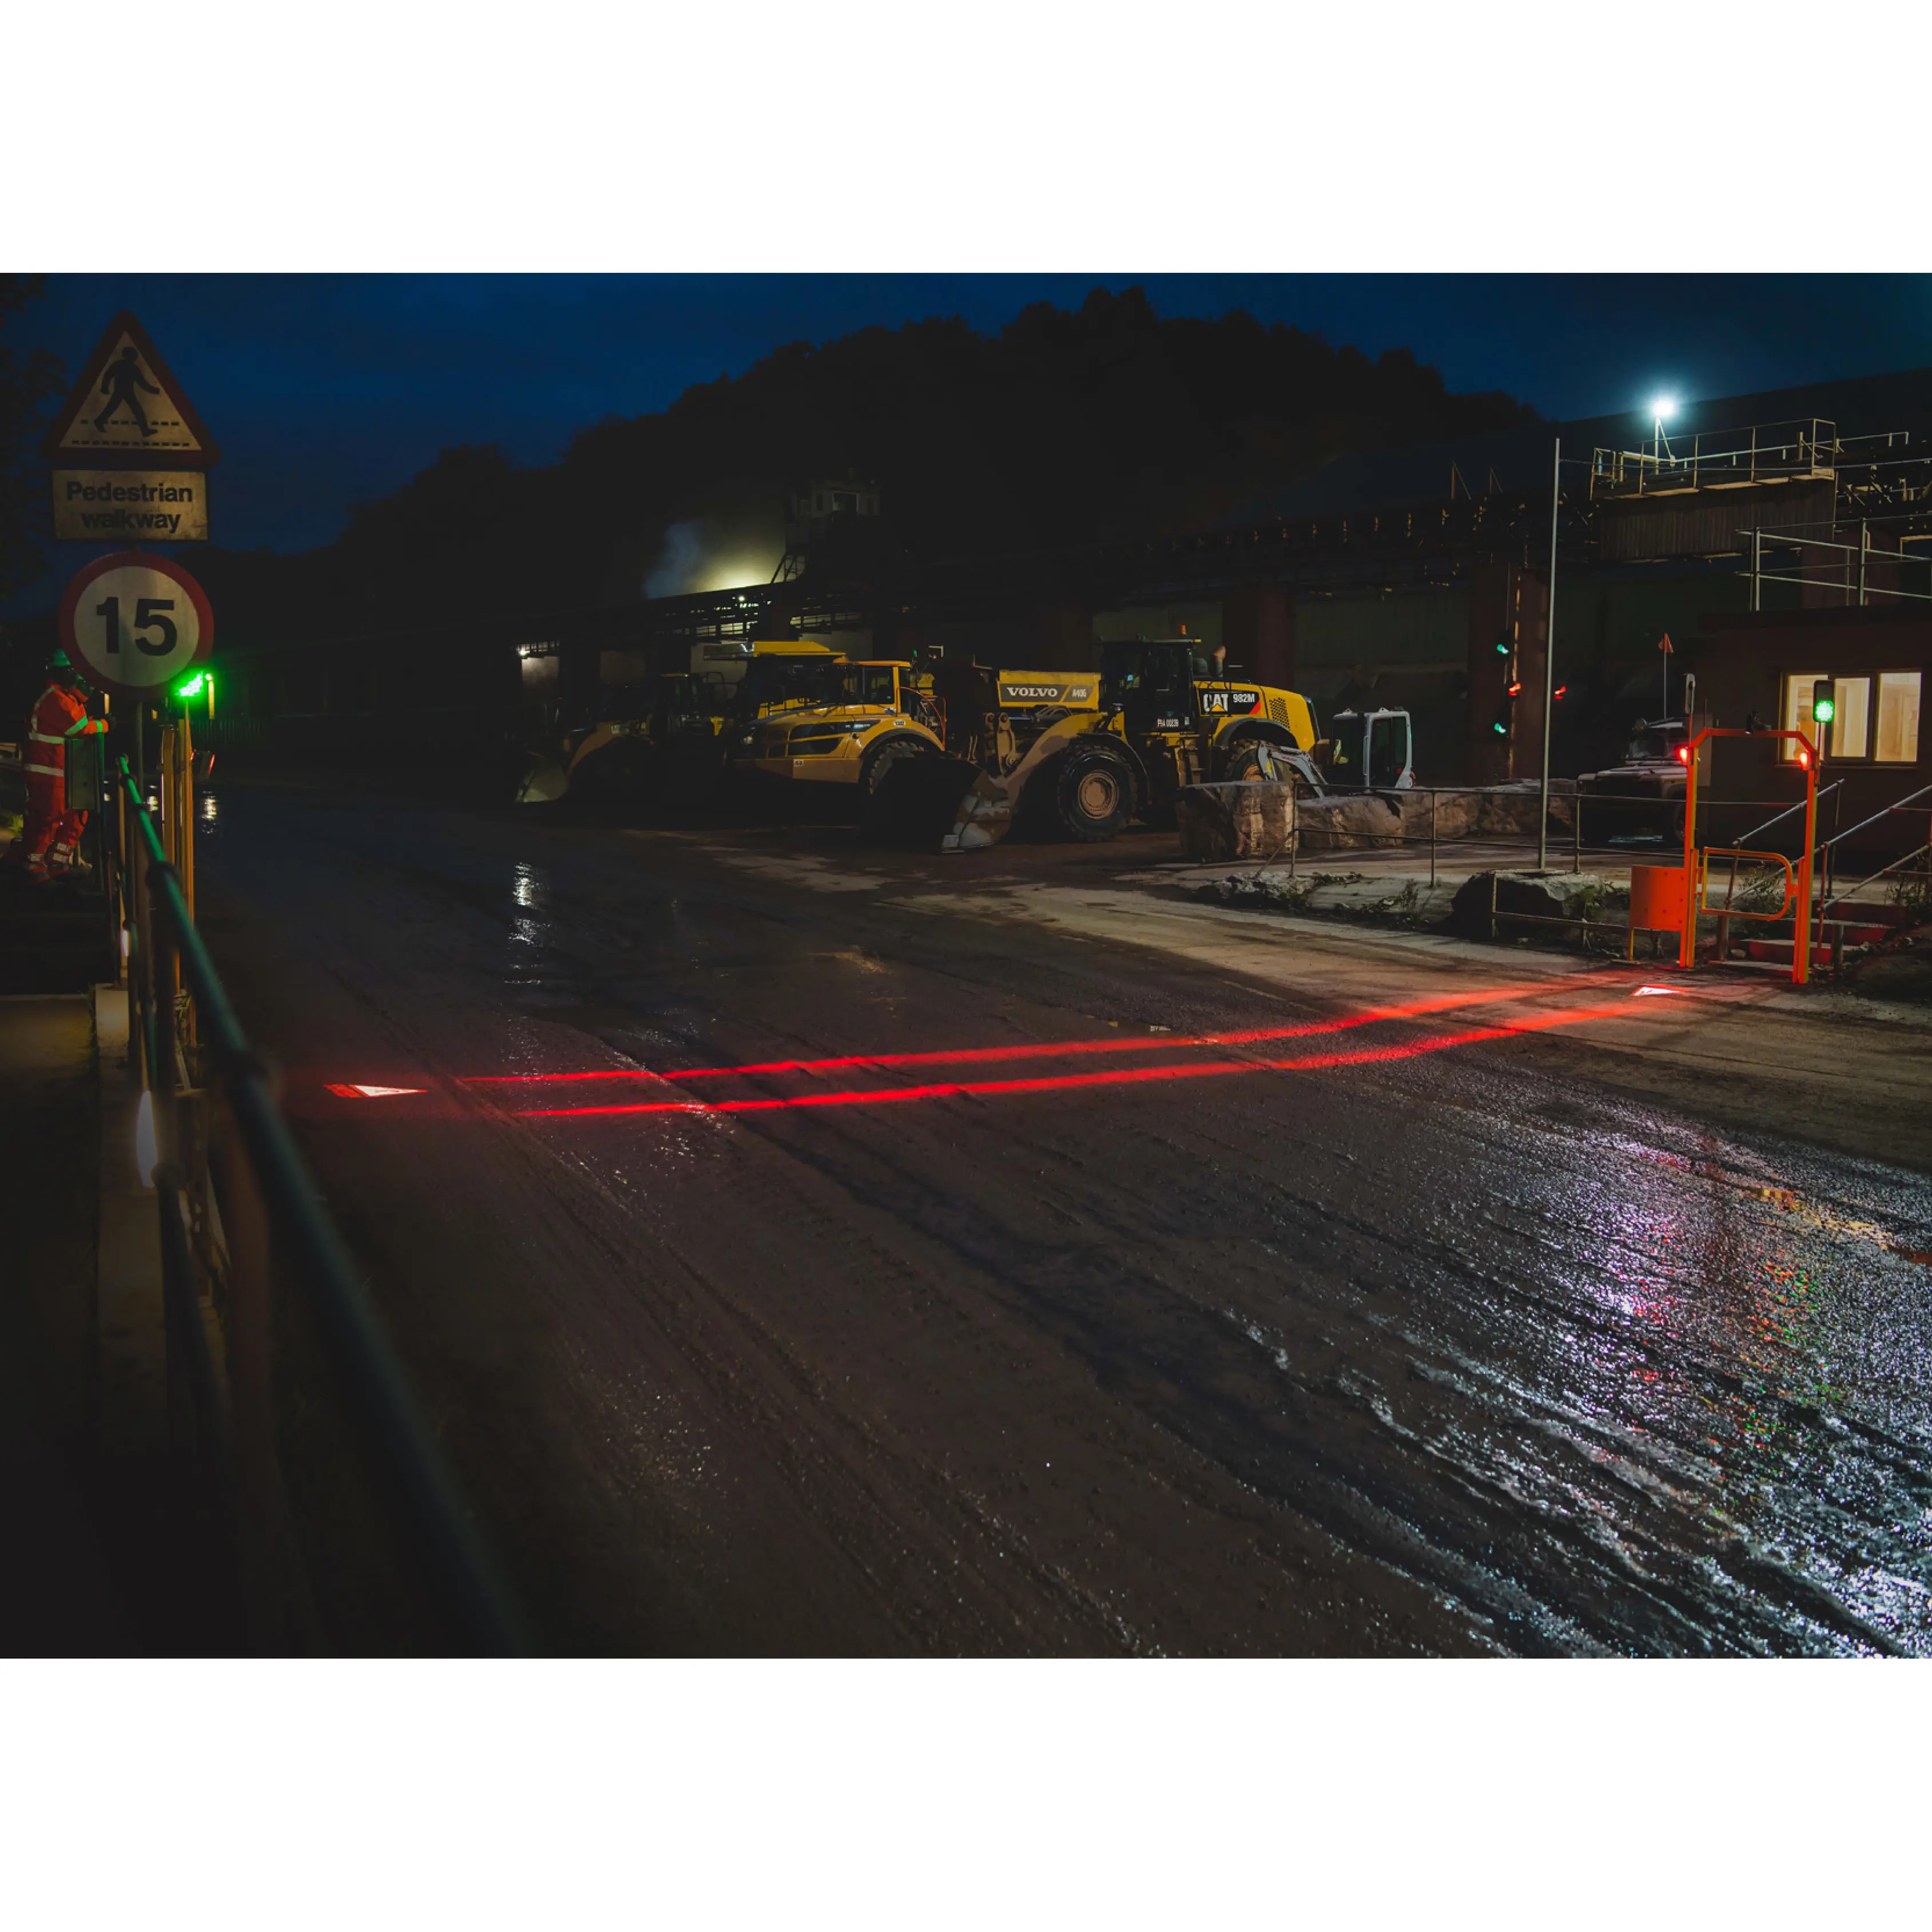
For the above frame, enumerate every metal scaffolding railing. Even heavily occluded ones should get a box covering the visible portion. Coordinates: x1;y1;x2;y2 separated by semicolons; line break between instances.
1741;518;1932;609
1589;420;1915;499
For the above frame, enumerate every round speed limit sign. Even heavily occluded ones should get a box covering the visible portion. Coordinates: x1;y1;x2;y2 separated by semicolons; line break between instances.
57;550;213;702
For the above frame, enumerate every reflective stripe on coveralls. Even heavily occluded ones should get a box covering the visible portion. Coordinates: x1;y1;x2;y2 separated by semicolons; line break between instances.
15;682;91;875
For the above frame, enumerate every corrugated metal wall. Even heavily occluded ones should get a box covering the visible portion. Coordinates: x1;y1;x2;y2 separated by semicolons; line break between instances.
1597;482;1834;562
1297;589;1470;672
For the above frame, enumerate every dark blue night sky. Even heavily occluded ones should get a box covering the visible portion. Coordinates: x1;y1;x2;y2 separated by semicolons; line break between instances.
15;272;1932;561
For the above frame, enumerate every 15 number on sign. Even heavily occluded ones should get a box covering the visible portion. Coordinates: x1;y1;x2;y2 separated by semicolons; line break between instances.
94;594;178;656
58;551;212;701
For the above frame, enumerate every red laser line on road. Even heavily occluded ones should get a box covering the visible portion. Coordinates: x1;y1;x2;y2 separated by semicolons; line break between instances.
464;978;1604;1090
515;998;1637;1120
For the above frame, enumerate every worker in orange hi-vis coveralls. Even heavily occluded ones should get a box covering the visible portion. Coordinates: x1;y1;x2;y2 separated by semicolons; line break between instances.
13;651;100;883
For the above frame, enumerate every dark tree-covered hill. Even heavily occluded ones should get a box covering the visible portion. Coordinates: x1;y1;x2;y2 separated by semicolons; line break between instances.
193;285;1539;643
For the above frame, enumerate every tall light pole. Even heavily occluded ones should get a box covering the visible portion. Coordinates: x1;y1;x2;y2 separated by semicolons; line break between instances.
1538;436;1560;870
1650;395;1677;467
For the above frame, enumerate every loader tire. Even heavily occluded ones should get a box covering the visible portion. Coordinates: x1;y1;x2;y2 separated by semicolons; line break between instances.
1052;746;1135;842
1219;735;1275;783
1223;734;1318;797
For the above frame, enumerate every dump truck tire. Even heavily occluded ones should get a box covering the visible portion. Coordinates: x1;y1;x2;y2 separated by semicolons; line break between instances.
861;734;936;801
1052;746;1135;842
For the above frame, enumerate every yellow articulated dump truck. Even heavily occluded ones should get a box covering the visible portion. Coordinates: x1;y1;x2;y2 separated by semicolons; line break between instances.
729;661;949;803
901;639;1334;849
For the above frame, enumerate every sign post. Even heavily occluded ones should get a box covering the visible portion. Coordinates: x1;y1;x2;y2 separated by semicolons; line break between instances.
43;312;219;927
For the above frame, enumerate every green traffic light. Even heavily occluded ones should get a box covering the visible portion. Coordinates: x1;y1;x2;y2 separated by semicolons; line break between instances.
1813;695;1835;723
176;671;207;699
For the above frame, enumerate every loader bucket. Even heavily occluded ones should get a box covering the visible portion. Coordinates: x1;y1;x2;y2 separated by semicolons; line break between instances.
941;770;1019;852
862;754;1013;852
515;754;570;805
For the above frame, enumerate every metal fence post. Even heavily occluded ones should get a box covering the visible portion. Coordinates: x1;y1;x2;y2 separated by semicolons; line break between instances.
1539;438;1560;870
208;1104;300;1652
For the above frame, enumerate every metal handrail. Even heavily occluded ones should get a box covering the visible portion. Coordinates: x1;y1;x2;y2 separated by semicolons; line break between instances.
1735;780;1844;851
119;760;524;1654
1818;783;1932;853
1827;841;1932;916
1588;419;1867;497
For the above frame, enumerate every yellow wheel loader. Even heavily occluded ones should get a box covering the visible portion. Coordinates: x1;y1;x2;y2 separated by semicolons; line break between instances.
514;673;717;810
516;639;846;812
905;639;1337;850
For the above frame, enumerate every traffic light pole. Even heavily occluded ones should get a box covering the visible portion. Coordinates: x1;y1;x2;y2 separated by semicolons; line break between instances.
1537;437;1559;871
1812;680;1834;969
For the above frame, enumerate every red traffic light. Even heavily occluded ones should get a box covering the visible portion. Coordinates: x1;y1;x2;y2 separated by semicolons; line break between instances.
1797;748;1810;768
1506;681;1522;698
1552;683;1568;701
1675;745;1689;764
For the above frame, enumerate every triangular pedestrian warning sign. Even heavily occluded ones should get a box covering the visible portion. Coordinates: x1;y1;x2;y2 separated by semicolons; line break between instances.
40;311;220;469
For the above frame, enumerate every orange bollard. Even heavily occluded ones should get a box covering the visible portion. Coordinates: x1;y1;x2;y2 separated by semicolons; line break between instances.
1629;862;1689;965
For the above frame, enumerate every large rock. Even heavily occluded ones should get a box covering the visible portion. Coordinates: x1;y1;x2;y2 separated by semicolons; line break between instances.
1398;789;1474;841
1450;869;1614;940
1297;792;1403;852
1387;782;1579;842
1175;781;1297;862
1465;780;1578;836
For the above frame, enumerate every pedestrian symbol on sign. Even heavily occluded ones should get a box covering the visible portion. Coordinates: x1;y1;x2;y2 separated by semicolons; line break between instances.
94;348;162;439
38;312;220;468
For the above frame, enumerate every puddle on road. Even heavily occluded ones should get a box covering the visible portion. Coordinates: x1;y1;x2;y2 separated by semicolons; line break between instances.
1316;1090;1932;1655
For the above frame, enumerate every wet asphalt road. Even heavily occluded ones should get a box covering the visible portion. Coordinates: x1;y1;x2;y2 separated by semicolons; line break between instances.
196;781;1932;1655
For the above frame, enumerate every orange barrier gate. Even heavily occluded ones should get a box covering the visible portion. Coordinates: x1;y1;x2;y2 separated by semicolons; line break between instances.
1697;846;1801;967
1678;727;1818;985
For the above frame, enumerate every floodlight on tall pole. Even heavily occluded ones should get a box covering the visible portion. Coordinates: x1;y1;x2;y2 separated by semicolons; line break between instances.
1538;436;1560;871
1650;396;1677;463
